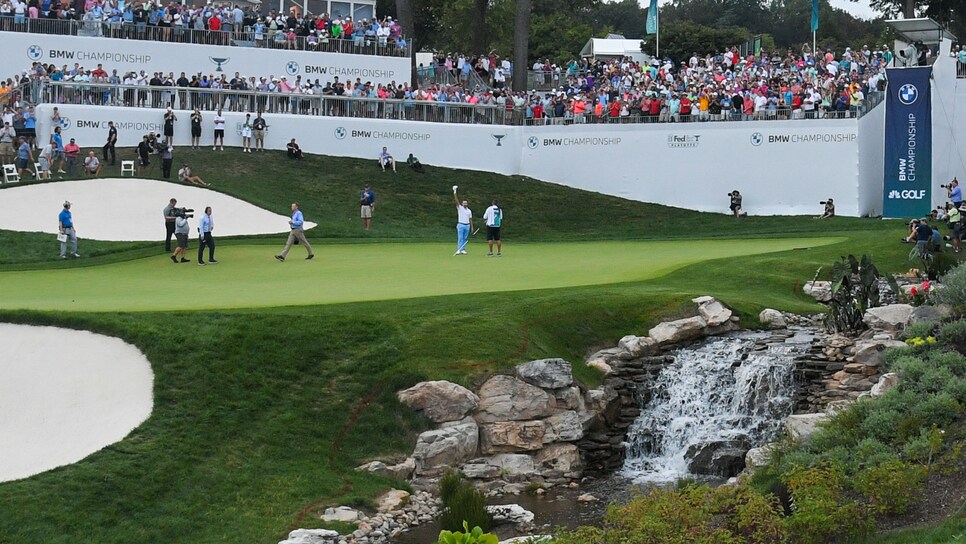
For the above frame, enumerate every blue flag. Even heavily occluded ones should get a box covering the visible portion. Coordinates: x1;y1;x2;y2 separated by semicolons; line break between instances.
810;0;819;32
646;0;659;35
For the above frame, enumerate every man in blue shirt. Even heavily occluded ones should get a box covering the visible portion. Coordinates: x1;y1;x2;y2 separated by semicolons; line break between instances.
58;201;79;259
197;206;217;265
275;202;314;261
947;178;962;209
51;126;66;174
359;184;375;231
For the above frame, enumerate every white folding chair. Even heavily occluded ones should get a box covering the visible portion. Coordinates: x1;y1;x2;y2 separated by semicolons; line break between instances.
34;162;50;180
120;160;135;177
2;164;19;183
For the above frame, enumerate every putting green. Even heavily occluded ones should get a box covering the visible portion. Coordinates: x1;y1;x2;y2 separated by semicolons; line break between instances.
1;239;838;312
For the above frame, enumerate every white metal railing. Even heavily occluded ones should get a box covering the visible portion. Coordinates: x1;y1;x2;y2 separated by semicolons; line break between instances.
37;80;881;127
0;17;409;58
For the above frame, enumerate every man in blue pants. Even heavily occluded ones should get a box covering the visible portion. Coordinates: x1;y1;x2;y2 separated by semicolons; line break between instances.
453;185;473;255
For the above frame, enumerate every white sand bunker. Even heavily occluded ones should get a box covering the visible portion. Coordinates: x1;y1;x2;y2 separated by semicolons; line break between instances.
0;324;154;483
0;178;315;241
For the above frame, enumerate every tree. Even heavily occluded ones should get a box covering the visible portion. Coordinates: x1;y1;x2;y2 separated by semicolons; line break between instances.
591;0;647;38
513;0;532;91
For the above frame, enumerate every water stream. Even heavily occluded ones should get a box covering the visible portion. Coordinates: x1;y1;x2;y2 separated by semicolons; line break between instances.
621;331;811;483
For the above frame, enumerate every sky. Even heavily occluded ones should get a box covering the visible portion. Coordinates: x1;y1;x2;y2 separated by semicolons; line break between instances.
636;0;884;21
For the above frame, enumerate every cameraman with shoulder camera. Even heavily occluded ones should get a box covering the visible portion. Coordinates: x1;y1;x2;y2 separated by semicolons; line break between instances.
945;178;962;209
728;190;743;218
170;206;192;264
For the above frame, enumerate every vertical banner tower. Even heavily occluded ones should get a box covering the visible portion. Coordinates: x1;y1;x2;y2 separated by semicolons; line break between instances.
882;66;933;218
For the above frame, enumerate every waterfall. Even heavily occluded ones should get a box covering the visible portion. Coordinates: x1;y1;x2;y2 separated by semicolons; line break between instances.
621;331;810;483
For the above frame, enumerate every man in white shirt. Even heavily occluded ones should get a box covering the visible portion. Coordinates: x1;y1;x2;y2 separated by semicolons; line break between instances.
482;199;503;257
84;151;101;177
452;185;473;255
212;109;226;150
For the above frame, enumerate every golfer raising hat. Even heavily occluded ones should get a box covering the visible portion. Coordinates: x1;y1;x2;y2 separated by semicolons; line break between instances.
453;185;473;255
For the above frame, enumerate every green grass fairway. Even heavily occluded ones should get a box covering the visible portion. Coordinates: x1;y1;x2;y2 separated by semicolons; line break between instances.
1;238;838;311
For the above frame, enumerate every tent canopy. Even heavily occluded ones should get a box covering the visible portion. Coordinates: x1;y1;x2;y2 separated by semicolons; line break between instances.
885;18;957;45
579;38;651;64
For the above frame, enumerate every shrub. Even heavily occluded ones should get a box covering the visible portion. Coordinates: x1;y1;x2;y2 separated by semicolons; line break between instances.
910;392;964;428
938;320;966;353
438;470;492;533
853;459;927;515
823;255;898;334
852;438;899;470
783;465;872;544
436;522;499;544
932;264;966;310
903;319;939;341
928;350;966;376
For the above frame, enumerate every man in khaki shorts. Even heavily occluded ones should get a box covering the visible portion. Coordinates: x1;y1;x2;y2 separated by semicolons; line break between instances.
360;184;375;231
0;121;16;164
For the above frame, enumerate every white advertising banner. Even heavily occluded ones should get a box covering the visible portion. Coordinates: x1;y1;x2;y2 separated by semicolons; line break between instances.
2;31;410;86
36;104;869;217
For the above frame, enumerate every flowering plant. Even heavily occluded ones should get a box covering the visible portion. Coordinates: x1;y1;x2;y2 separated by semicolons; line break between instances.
905;336;936;347
907;281;932;306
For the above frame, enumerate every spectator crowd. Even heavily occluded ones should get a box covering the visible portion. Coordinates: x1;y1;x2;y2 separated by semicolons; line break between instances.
0;0;407;53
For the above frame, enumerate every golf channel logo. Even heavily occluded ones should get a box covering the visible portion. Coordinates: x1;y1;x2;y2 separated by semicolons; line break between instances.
750;132;763;146
898;84;918;105
334;127;347;140
286;61;300;76
27;45;43;61
888;189;926;200
527;136;540;149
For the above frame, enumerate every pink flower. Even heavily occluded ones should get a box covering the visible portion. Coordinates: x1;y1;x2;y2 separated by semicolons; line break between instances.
922;281;930;291
910;286;919;296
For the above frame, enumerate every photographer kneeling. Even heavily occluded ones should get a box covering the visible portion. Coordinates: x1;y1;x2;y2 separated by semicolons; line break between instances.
818;198;835;219
170;207;193;263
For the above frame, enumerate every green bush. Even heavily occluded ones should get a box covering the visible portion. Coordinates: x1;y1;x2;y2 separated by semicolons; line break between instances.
938;320;966;350
436;522;499;544
552;483;786;544
823;255;898;334
783;465;872;544
853;459;927;515
903;320;938;341
438;470;492;533
932;264;966;310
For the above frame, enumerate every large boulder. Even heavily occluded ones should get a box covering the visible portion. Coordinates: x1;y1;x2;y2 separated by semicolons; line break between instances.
871;372;899;397
686;440;749;478
542;411;584;443
355;458;415;481
553;386;584;412
852;339;907;367
279;528;340;544
648;316;708;345
697;299;733;327
784;413;829;442
412;422;479;474
863;304;915;331
476;375;556;423
480;421;546;454
397;381;480;423
516;359;574;389
487;504;535;525
375;489;411;513
321;506;363;523
909;304;951;324
745;443;778;470
759;309;787;330
804;281;832;302
535;443;582;476
463;453;536;479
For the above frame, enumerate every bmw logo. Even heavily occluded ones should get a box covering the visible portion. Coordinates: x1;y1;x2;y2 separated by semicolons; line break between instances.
334;127;347;140
27;45;43;61
59;118;70;131
898;83;918;105
750;132;763;146
285;61;300;76
527;136;539;149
